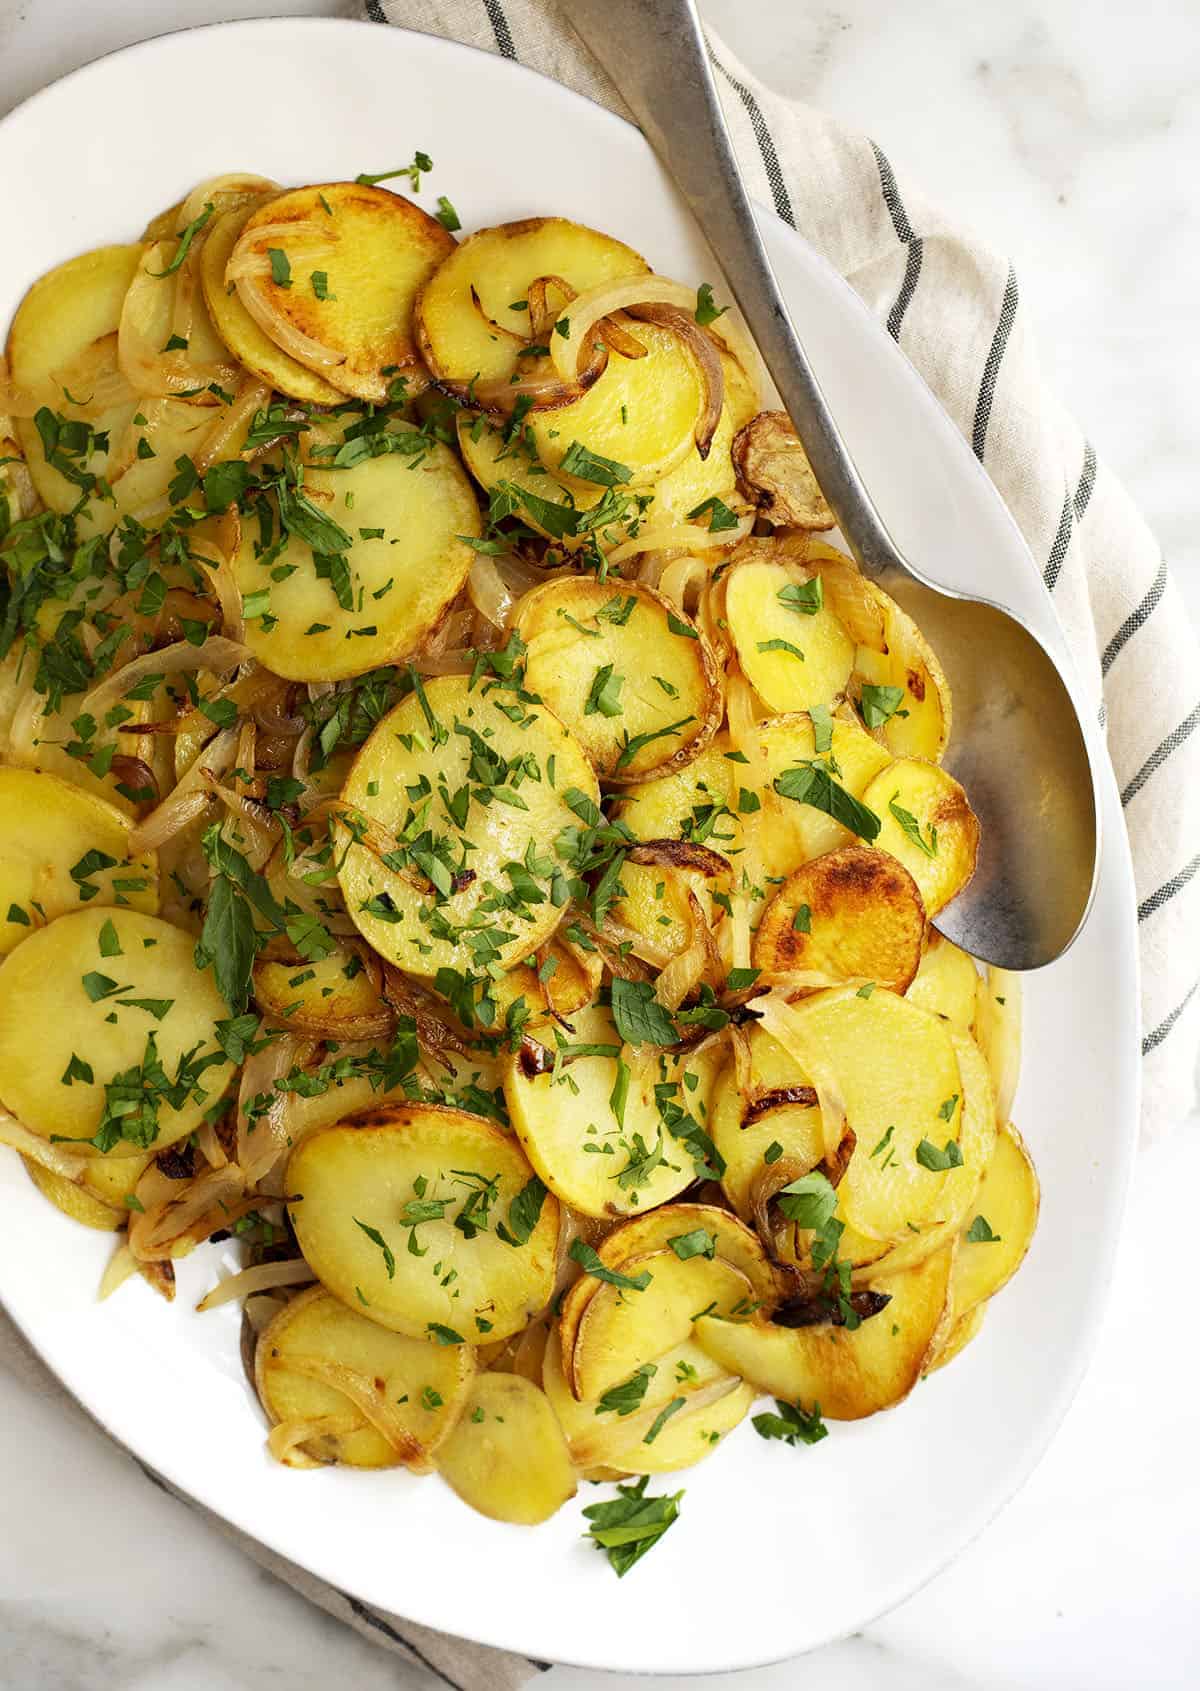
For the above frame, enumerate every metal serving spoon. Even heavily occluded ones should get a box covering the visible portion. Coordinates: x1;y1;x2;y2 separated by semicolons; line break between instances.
561;0;1100;969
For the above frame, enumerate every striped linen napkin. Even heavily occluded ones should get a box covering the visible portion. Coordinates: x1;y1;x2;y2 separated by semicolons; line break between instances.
5;5;1197;1689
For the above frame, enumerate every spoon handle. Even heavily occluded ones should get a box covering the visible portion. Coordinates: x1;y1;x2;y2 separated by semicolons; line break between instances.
561;0;903;577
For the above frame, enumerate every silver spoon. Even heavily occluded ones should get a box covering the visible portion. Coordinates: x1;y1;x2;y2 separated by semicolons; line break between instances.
561;0;1100;970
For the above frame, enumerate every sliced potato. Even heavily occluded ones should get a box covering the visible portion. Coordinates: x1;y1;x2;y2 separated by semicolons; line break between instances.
23;1157;124;1230
455;409;604;539
435;1370;576;1524
608;847;729;973
725;557;854;716
233;421;479;683
710;1022;825;1223
973;967;1022;1122
755;712;892;874
231;183;454;402
697;1243;954;1419
0;403;36;522
642;350;759;523
252;947;394;1040
483;930;601;1031
862;758;979;918
201;206;344;403
256;1285;474;1469
543;1334;751;1475
926;1300;986;1373
117;238;237;401
8;245;143;529
571;1248;755;1400
287;1103;559;1343
503;1003;722;1219
764;987;964;1245
590;1202;779;1308
613;736;741;851
948;1121;1039;1321
751;845;925;993
79;1146;153;1207
0;908;233;1156
0;768;158;957
514;578;722;782
106;393;225;523
414;217;648;394
850;587;950;762
906;931;979;1028
337;674;597;982
731;410;834;529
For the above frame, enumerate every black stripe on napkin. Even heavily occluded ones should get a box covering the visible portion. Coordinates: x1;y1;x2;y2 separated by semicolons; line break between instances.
1043;484;1073;590
364;0;387;19
480;0;517;58
1073;439;1098;521
869;141;916;242
1142;976;1200;1055
1121;700;1200;807
1101;557;1168;677
886;238;924;341
1139;853;1200;924
868;142;922;341
713;58;795;227
972;264;1019;461
343;1594;468;1689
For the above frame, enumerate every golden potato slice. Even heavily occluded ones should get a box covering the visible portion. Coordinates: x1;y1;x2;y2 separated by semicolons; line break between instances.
230;183;454;402
503;1003;722;1219
571;1249;756;1400
8;245;143;528
0;769;157;957
414;216;648;394
852;584;950;762
0;402;36;522
973;967;1022;1122
233;423;479;684
926;1300;986;1373
106;394;224;523
762;987;964;1245
514;578;722;782
479;930;601;1032
0;648;146;818
751;846;924;993
117;238;237;401
697;1243;953;1419
543;1335;751;1475
608;847;729;974
0;908;233;1156
725;557;854;716
731;410;834;529
201;206;344;403
755;712;892;874
591;1202;779;1308
256;1285;474;1470
906;931;979;1028
862;758;979;918
287;1103;559;1343
435;1370;575;1524
80;1146;153;1207
948;1122;1039;1321
710;1022;825;1222
23;1158;124;1230
252;947;394;1040
646;351;759;523
455;409;603;539
613;735;742;851
337;674;597;983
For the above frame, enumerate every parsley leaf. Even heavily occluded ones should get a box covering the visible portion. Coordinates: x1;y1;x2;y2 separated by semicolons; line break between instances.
777;577;823;616
752;1399;828;1447
860;683;906;728
966;1214;1001;1243
775;763;881;841
888;794;938;858
694;283;727;327
610;978;678;1047
569;1237;652;1291
915;1137;964;1171
559;440;632;487
596;1364;657;1417
353;1217;396;1279
582;1475;683;1576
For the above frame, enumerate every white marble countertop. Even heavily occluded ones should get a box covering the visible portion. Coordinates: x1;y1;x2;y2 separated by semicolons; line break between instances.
1;2;1197;1688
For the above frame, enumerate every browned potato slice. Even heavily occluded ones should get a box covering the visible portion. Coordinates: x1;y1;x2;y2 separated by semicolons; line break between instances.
201;206;344;403
592;1202;779;1308
435;1370;576;1524
414;216;648;394
948;1122;1039;1320
233;420;479;684
543;1334;751;1475
503;1003;722;1219
613;736;742;851
8;245;143;530
23;1158;125;1230
487;932;601;1030
571;1249;756;1400
287;1103;559;1343
906;931;979;1027
696;1243;954;1419
710;1023;825;1221
0;908;233;1157
648;350;760;522
926;1300;986;1373
256;1285;475;1470
337;675;597;983
229;183;454;402
118;239;237;401
252;947;394;1040
514;578;723;782
752;846;925;993
732;410;834;529
755;712;892;875
0;769;158;957
607;845;729;974
973;967;1022;1121
725;555;855;717
862;759;979;919
759;987;964;1245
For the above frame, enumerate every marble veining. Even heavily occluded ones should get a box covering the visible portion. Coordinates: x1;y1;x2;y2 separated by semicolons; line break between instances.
0;1;1197;1687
